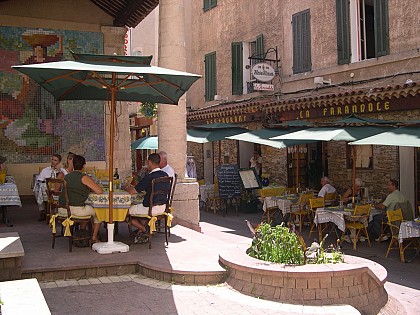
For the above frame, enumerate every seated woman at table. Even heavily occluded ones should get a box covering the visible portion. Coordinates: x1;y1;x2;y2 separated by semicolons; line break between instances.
341;178;363;203
318;177;336;197
124;153;169;244
0;155;6;172
55;152;75;187
58;155;103;244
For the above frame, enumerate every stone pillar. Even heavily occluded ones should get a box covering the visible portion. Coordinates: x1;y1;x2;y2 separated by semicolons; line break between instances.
101;26;132;179
158;0;200;231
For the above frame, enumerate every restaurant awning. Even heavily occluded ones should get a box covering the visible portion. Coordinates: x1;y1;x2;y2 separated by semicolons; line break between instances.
226;129;314;149
186;128;247;143
131;132;209;149
350;127;420;147
270;126;393;142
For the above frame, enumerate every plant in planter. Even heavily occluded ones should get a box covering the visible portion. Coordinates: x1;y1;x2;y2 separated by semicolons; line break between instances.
247;223;344;265
139;102;158;120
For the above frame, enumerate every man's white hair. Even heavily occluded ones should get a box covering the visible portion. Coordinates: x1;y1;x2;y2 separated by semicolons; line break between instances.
321;176;330;184
158;151;168;161
355;178;363;187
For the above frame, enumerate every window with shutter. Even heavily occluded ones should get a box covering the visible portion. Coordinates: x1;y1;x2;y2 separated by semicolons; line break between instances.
336;0;351;64
256;34;264;60
204;0;217;12
204;52;216;102
231;42;243;95
346;0;389;62
292;10;311;74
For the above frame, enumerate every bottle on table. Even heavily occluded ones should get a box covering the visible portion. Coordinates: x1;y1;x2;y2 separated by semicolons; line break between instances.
51;169;56;179
113;168;119;180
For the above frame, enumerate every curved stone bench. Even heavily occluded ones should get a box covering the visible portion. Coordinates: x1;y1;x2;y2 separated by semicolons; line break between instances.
220;247;388;315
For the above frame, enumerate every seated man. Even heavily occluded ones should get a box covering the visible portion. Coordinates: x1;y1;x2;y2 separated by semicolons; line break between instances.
58;155;103;244
158;151;175;178
370;179;408;241
35;153;63;221
318;176;336;198
125;153;169;243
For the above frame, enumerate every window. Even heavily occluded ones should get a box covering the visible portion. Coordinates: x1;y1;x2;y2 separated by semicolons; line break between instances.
347;144;373;169
336;0;389;64
232;34;264;95
204;52;216;101
204;0;217;11
292;10;311;74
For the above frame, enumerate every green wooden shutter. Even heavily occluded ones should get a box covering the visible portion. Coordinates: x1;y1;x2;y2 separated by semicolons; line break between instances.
204;52;216;101
256;34;264;60
336;0;351;64
292;10;311;74
204;0;217;11
231;42;243;95
374;0;389;57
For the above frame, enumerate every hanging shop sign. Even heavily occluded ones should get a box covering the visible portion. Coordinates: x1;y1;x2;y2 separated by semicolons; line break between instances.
253;83;274;91
280;96;419;121
251;63;275;82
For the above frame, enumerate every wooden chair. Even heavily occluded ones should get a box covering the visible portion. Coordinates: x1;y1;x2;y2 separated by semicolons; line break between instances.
45;178;63;224
324;192;338;206
342;204;371;250
385;208;417;262
284;187;296;195
289;193;313;233
127;176;173;249
47;178;93;252
157;174;178;234
308;197;325;240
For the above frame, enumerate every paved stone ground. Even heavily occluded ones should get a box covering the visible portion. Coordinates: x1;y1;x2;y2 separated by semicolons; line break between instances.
41;274;360;315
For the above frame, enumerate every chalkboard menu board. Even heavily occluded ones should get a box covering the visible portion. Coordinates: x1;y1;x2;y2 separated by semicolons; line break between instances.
216;164;242;198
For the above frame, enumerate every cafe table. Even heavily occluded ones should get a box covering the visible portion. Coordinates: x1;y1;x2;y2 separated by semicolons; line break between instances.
85;190;144;222
397;220;420;262
262;195;299;214
0;176;22;227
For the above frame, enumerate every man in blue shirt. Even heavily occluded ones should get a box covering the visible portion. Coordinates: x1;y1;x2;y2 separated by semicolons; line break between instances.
125;153;169;243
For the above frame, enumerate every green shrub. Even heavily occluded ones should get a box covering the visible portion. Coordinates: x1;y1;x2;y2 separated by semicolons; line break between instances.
246;223;305;265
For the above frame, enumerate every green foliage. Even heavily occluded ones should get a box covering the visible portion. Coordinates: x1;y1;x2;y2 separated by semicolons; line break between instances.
305;234;344;264
139;102;158;119
247;223;305;265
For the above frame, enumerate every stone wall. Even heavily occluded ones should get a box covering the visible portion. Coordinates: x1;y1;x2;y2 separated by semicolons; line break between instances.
220;248;389;315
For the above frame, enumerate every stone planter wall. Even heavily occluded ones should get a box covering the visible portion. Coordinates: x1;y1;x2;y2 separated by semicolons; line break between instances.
220;248;388;315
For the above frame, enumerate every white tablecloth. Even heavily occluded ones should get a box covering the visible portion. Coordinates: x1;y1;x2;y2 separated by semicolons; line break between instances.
199;184;216;202
398;221;420;243
0;176;22;207
262;196;299;214
314;208;352;232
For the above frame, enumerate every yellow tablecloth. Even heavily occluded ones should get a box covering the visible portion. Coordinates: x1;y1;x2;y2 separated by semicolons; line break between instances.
85;191;144;222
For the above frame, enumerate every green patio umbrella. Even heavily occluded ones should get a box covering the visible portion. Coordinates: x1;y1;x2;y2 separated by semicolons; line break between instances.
131;136;159;150
13;52;200;254
271;124;393;201
226;128;313;149
188;123;248;164
350;127;420;147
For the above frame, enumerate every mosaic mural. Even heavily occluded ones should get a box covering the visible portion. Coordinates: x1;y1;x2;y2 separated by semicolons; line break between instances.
0;26;105;163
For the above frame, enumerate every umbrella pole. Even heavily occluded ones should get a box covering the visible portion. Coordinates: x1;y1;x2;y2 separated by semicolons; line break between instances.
296;146;299;193
92;76;129;254
352;146;356;207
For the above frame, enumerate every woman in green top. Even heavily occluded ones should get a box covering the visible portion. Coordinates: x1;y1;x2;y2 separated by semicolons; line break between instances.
58;155;103;243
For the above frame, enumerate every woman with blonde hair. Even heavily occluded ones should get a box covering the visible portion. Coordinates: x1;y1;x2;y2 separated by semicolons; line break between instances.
341;178;363;203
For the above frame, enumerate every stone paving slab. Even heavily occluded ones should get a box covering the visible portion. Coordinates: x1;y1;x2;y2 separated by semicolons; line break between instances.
40;275;360;315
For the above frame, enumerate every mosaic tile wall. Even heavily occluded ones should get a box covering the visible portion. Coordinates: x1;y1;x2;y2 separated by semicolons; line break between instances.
0;26;105;163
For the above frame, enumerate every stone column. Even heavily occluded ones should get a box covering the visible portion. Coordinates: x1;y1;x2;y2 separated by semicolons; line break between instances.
158;0;200;231
101;26;132;179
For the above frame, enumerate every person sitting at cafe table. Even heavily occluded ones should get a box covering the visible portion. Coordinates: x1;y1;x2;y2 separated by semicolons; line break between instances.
369;179;408;241
0;155;7;172
341;178;363;203
158;151;174;178
318;176;336;198
124;153;169;244
57;155;103;244
35;153;63;221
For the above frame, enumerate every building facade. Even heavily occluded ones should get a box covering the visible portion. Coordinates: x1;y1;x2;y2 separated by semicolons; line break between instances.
187;0;420;207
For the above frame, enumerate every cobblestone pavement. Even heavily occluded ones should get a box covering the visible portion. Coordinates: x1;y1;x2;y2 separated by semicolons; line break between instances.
41;274;359;315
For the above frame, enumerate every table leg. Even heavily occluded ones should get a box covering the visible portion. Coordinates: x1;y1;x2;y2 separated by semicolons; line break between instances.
1;206;13;227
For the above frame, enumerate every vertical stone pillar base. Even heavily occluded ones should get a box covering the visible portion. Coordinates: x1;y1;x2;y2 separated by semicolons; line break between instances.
172;180;200;232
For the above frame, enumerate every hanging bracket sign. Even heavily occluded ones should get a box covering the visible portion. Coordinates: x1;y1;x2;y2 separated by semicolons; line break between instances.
251;63;275;82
